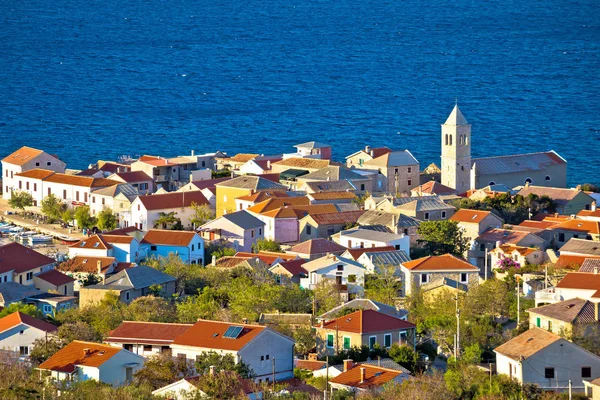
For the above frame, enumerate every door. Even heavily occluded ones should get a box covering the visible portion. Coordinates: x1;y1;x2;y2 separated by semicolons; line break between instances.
336;276;342;285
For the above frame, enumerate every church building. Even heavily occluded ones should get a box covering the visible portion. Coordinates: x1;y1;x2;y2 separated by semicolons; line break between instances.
440;105;567;194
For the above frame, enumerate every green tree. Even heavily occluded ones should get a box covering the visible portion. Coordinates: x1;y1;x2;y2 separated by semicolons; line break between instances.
313;279;344;315
146;253;204;295
389;344;417;372
0;303;43;319
417;220;469;257
58;321;102;343
252;238;282;253
61;209;75;226
176;287;225;323
210;245;236;261
190;201;214;227
96;207;118;231
74;205;95;229
29;336;64;364
8;190;33;212
133;352;188;390
195;371;248;399
41;194;66;223
364;264;401;305
194;351;253;378
127;296;177;323
154;211;181;230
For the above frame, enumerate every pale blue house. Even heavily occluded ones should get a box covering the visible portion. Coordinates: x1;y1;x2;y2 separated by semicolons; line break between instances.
140;230;205;265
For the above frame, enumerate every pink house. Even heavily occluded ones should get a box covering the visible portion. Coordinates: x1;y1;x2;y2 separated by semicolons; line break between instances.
254;207;299;244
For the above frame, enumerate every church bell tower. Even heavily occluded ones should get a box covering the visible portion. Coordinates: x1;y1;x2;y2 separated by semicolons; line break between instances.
441;104;471;194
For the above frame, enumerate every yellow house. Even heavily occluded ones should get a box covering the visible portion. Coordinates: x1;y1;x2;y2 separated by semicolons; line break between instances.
214;176;287;217
526;298;599;337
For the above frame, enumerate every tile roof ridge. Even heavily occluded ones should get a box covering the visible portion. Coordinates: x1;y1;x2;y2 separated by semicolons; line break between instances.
194;318;266;329
120;320;194;326
355;363;406;374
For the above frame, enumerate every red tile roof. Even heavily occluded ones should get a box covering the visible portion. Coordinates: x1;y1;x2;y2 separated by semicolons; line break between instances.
248;197;310;214
2;146;45;166
309;210;365;225
330;364;404;389
413;181;457;195
111;171;153;183
58;256;116;274
171;320;269;351
138;191;209;211
518;220;560;229
38;341;124;373
319;310;415;334
104;226;141;236
578;209;600;219
141;230;198;246
556;272;600;298
70;235;112;250
0;242;55;275
291;204;338;218
450;209;494;224
402;254;478;271
106;321;193;345
15;169;56;180
550;219;600;234
44;174;120;188
274;259;308;276
234;251;295;265
309;191;356;200
101;234;136;244
114;262;135;273
289;238;347;255
295;359;327;371
556;255;600;269
260;207;299;219
35;269;75;286
236;191;289;203
0;312;57;335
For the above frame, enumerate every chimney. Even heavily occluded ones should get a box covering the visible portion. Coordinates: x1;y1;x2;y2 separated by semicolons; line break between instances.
211;255;216;267
365;145;370;153
165;159;168;165
360;367;366;383
576;185;582;191
320;320;324;328
191;150;195;156
495;241;501;249
370;150;374;157
83;348;90;357
592;201;597;212
377;355;381;367
97;260;102;275
343;359;353;372
594;267;599;275
209;365;215;376
267;160;271;169
308;353;317;361
525;181;530;188
242;318;248;324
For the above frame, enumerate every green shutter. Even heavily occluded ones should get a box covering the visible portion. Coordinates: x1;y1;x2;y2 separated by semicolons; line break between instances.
343;337;350;350
536;317;540;327
327;334;334;347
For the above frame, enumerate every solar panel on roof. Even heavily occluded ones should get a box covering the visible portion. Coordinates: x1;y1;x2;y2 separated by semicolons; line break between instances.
223;325;243;339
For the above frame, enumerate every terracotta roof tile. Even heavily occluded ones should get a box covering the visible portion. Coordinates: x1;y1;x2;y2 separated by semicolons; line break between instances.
38;340;124;373
494;328;561;361
291;204;338;218
556;272;600;295
58;256;116;274
402;254;478;271
0;242;55;274
413;181;457;195
477;229;541;245
550;219;600;234
273;259;308;276
517;186;585;205
309;210;365;225
104;226;141;236
295;359;327;371
214;256;254;269
450;209;494;224
260;207;299;219
289;238;347;255
309;192;357;200
70;235;112;250
556;255;600;269
171;320;269;351
578;209;600;219
319;310;415;334
106;321;193;345
330;364;405;389
44;174;120;188
518;220;560;229
111;171;153;183
35;269;75;286
272;158;330;169
141;230;198;246
114;262;134;273
138;191;209;211
236;191;289;203
15;169;56;180
0;311;57;335
247;197;310;214
101;234;136;244
2;146;45;166
234;251;295;265
223;154;259;163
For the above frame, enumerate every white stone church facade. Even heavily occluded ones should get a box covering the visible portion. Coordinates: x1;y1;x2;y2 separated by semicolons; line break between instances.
440;105;567;194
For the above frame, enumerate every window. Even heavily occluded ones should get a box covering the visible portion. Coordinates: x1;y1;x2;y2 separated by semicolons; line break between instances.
525;178;532;185
26;182;29;190
403;229;408;235
192;244;195;251
445;134;448;145
327;333;334;348
421;274;429;284
449;135;452;145
460;273;468;283
441;211;446;219
266;354;269;360
251;230;254;238
327;226;335;236
143;345;152;352
43;304;53;313
424;212;429;220
337;264;344;271
399;330;407;343
548;320;552;331
408;167;412;173
360;242;364;248
360;184;365;191
101;198;104;205
75;191;79;201
582;367;591;378
19;346;29;356
26;272;33;281
92;196;95;204
479;243;485;251
343;337;351;350
369;336;376;349
18;181;21;189
394;168;399;175
150;245;157;251
202;161;206;167
261;355;264;361
545;175;551;181
258;228;262;235
488;181;496;186
558;233;565;242
408;179;412;186
47;161;51;166
126;292;130;301
84;193;88;203
545;368;555;379
395;245;400;250
384;334;392;348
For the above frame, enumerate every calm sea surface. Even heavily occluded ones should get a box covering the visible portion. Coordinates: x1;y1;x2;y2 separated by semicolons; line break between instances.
1;0;598;185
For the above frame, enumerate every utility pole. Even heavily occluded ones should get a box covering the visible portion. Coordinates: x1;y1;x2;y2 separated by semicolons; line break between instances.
568;380;572;400
516;282;521;326
545;265;548;290
489;363;492;390
484;248;488;280
455;295;460;358
272;357;275;389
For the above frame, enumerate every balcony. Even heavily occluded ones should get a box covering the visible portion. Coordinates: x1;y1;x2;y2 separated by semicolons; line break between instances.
155;175;168;182
535;288;563;306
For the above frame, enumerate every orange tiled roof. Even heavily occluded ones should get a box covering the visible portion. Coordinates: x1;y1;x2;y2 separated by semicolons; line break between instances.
289;238;347;255
402;254;478;271
70;235;112;250
236;191;289;203
260;207;299;219
106;321;193;345
141;230;197;246
58;256;116;274
518;220;560;229
556;255;600;269
247;197;310;214
38;340;124;373
556;272;600;298
101;234;136;244
171;319;269;351
214;256;254;269
15;168;56;180
319;310;415;334
494;328;562;360
296;359;327;371
0;312;57;335
450;209;494;224
291;204;338;218
309;191;356;200
141;158;178;166
413;181;457;195
343;246;396;260
550;219;600;234
492;244;538;257
330;364;404;389
234;251;295;265
138;191;209;210
224;154;260;163
272;158;330;169
578;209;600;219
2;146;45;166
309;210;364;225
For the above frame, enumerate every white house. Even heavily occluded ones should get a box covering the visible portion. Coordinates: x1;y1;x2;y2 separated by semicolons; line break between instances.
169;319;295;383
0;311;57;358
89;184;140;216
329;360;410;394
68;234;140;263
535;272;600;306
199;211;265;253
495;328;600;391
38;340;145;386
130;191;210;231
337;228;409;254
300;254;366;291
2;146;66;200
105;321;193;357
140;229;205;264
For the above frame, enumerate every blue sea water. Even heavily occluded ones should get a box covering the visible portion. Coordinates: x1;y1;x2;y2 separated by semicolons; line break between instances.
0;0;598;186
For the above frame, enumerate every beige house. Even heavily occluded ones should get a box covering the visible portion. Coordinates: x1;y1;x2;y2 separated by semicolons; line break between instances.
32;269;75;297
360;151;420;194
270;158;330;174
315;309;416;357
584;377;600;399
298;210;364;242
527;298;599;337
471;229;546;270
345;146;392;169
517;186;594;216
489;244;545;268
449;209;504;242
548;219;600;250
